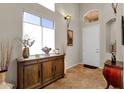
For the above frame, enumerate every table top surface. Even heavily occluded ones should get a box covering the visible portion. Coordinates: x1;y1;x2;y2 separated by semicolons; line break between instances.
105;60;123;69
17;53;65;62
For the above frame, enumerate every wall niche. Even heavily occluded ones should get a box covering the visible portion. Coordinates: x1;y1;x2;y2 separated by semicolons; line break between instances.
106;17;116;53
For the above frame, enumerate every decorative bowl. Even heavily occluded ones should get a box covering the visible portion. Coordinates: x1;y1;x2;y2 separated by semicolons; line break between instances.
42;47;51;55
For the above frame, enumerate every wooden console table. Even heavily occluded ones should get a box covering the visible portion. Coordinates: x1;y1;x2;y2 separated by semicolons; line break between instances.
103;60;123;89
17;54;65;89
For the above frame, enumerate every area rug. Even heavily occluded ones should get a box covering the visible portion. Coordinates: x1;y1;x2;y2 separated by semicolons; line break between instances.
44;64;107;89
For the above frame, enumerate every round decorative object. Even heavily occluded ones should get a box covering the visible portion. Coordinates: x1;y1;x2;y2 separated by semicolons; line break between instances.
23;47;29;58
54;48;60;54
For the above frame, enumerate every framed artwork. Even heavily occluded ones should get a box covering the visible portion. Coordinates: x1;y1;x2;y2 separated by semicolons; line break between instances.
67;29;73;46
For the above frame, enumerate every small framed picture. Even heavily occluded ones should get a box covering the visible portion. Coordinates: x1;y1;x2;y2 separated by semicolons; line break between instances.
67;29;73;46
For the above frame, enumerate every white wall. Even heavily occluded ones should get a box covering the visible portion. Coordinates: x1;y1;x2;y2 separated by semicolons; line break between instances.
122;4;124;60
103;4;123;62
122;4;124;83
0;3;54;85
55;3;82;68
80;3;123;67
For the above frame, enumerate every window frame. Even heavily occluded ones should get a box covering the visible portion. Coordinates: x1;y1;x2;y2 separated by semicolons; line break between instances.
23;12;55;55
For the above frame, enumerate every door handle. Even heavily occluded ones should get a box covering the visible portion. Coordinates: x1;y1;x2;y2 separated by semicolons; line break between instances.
51;65;55;76
52;66;54;73
38;69;41;79
96;51;99;53
55;66;56;71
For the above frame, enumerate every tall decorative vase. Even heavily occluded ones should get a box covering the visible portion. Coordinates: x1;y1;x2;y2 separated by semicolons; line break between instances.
23;47;29;58
0;71;7;88
0;71;14;88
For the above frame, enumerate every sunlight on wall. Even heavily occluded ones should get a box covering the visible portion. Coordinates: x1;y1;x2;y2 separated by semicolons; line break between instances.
0;0;55;11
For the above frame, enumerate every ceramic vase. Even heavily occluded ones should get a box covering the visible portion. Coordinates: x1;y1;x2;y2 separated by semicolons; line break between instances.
0;71;14;88
0;71;7;87
23;47;29;58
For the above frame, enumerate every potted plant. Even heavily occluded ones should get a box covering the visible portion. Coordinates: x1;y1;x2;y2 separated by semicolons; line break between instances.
22;34;35;58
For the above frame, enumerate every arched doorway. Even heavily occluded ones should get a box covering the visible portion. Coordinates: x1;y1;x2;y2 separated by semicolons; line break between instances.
82;9;100;67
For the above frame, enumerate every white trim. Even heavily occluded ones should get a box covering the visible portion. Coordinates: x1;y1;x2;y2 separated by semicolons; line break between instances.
98;66;103;69
65;63;104;70
65;62;81;69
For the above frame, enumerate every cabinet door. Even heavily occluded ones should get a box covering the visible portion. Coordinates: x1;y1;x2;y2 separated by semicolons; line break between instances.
23;62;41;88
42;61;53;84
54;58;64;77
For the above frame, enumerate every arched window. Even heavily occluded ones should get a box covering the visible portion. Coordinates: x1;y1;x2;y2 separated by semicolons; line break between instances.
83;9;99;24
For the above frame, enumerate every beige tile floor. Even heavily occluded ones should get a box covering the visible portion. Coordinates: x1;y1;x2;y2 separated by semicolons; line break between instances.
44;64;108;89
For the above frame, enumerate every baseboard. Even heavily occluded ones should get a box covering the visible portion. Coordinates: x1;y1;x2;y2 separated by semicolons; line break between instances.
65;63;78;69
66;62;82;69
99;66;103;69
65;63;103;69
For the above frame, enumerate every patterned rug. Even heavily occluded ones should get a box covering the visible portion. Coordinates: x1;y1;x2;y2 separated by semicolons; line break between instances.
44;64;107;89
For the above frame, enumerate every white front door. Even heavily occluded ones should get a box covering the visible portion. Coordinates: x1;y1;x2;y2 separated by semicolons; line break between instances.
82;24;100;67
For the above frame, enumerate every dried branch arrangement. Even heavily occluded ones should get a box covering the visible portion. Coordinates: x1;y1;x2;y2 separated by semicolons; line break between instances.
22;34;35;48
112;3;118;15
0;41;13;72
